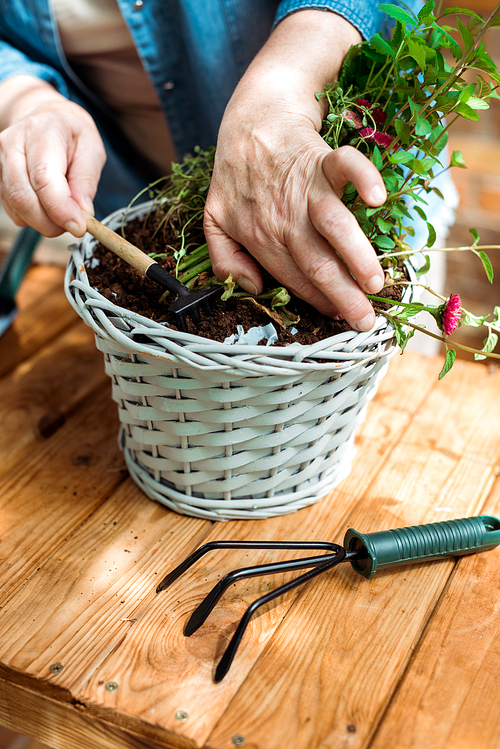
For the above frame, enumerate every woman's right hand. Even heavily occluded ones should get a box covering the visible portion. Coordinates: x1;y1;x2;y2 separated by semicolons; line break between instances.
0;75;106;237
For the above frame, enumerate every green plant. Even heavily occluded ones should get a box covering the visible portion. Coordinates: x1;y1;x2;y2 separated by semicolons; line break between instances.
130;0;500;378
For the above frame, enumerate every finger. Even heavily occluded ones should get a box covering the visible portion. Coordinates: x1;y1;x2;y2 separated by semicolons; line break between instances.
25;130;88;236
308;149;385;295
323;145;386;205
204;212;263;296
1;145;66;237
289;225;376;331
67;128;106;217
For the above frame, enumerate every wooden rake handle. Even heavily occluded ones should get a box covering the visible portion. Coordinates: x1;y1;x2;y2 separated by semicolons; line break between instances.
82;209;154;277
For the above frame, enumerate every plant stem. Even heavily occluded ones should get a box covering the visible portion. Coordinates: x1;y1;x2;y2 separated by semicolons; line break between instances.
377;309;500;359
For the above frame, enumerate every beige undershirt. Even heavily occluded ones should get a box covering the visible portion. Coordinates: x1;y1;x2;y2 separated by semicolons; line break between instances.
50;0;176;176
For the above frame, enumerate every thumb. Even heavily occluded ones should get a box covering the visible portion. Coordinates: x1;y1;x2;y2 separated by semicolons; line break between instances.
67;129;106;219
204;213;263;296
322;145;386;206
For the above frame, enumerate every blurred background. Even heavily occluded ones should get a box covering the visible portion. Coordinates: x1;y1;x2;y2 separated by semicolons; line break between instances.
444;0;500;361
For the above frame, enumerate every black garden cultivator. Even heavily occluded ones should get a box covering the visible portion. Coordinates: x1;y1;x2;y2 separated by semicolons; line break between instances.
157;515;500;681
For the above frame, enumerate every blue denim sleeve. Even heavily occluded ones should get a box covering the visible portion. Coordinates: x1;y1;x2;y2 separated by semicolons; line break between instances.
0;39;69;94
274;0;423;40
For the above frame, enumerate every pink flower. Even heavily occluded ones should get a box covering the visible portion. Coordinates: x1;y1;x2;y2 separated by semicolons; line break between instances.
358;127;394;149
441;294;462;335
342;109;364;128
372;108;388;125
356;98;372;108
373;131;394;148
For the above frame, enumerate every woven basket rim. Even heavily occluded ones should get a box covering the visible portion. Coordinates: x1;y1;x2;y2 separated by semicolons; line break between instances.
64;200;416;376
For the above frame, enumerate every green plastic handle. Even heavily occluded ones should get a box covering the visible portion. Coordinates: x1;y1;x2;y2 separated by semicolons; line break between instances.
344;515;500;579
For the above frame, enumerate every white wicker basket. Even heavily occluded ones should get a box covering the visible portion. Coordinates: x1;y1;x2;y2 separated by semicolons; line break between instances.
65;202;412;521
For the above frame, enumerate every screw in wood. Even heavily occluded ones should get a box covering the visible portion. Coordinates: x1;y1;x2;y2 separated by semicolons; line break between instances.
175;710;188;722
232;736;245;747
105;681;119;692
49;663;64;674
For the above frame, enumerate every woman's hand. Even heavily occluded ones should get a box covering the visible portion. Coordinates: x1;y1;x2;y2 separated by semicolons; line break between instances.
0;76;106;237
204;11;386;331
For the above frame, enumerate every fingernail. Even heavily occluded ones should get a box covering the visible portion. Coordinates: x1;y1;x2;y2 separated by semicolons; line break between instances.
371;185;386;204
82;196;94;215
366;274;384;294
355;313;375;332
65;220;83;237
237;275;259;296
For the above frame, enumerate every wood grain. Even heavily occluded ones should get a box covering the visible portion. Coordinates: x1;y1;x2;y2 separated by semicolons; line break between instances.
60;354;448;749
368;493;500;749
0;386;125;607
207;361;500;749
0;675;193;749
0;481;211;691
0;323;105;459
0;266;78;378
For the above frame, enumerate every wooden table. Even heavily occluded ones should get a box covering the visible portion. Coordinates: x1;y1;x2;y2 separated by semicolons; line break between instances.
1;263;500;749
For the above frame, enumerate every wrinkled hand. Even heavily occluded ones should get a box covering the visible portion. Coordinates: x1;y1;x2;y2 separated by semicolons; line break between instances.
0;76;106;237
204;11;386;332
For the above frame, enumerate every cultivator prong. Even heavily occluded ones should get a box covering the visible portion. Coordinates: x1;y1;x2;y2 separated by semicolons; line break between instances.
156;516;500;682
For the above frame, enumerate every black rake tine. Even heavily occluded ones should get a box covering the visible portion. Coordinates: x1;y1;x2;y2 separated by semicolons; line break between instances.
184;551;342;636
214;548;347;683
156;540;341;593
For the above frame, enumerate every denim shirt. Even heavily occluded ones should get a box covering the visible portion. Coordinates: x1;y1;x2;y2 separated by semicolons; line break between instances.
0;0;422;215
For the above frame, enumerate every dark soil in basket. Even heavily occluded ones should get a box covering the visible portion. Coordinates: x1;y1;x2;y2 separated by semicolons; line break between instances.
86;216;403;346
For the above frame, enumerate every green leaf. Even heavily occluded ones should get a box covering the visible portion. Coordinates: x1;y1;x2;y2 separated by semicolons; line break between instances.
271;287;291;308
372;234;396;249
411;158;430;175
441;7;483;22
450;150;467;168
430;186;445;200
492;306;500;326
377;216;393;233
415;116;432;136
467;96;490;110
389;151;414;165
416;254;431;277
455;102;482;121
426;222;437;247
371;145;384;171
413;205;428;221
221;274;236;301
379;4;417;26
439;347;457;379
418;0;435;21
462;311;489;327
469;227;480;246
476;250;494;283
475;330;499;361
394;119;411;144
370;32;396;58
457;17;474;54
407;38;427;70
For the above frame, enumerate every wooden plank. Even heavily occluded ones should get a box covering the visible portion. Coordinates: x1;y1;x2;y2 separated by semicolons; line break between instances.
50;354;442;749
0;322;106;460
0;386;126;606
0;266;78;378
0;675;194;749
0;480;211;704
206;361;500;749
368;492;500;749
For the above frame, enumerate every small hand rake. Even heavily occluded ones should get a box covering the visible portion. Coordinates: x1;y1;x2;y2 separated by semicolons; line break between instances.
156;515;500;682
83;211;223;331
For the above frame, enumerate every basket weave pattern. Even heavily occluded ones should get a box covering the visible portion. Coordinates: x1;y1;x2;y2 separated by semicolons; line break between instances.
65;203;403;520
